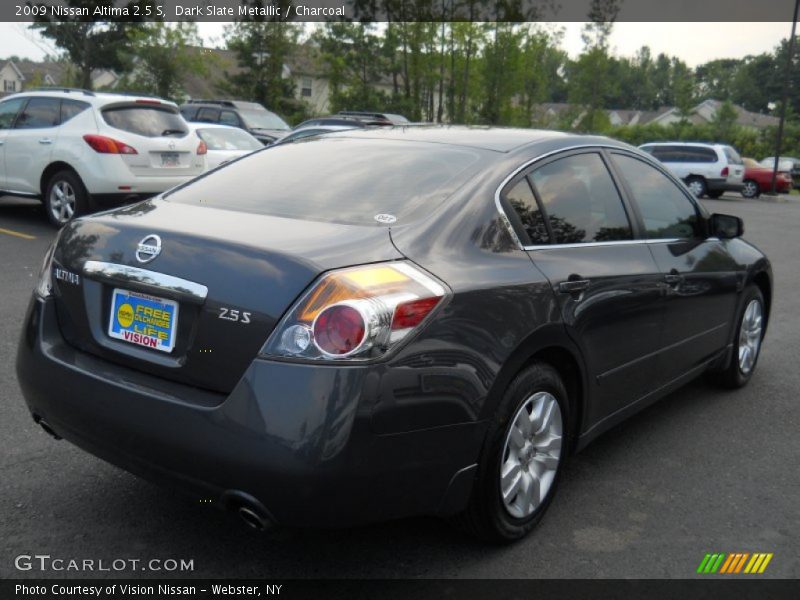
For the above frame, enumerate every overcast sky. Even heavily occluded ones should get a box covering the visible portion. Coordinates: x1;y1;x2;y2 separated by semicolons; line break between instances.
0;22;792;68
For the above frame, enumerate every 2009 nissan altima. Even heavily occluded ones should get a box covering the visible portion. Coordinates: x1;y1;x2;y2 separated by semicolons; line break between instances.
16;127;771;542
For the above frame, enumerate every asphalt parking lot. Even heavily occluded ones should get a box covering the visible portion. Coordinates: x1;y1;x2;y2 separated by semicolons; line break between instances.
0;193;798;580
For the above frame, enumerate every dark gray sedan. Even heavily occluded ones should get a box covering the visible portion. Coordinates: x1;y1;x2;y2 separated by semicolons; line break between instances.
17;127;771;542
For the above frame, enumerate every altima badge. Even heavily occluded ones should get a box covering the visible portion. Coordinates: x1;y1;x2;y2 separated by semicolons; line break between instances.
135;234;162;263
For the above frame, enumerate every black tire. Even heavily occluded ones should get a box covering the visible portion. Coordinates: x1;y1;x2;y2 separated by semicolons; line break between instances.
454;362;570;543
685;176;707;198
741;180;760;199
708;286;765;389
707;190;724;199
44;170;88;228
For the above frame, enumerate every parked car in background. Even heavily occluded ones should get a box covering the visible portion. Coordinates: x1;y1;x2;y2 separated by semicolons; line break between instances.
760;156;800;190
191;124;263;170
336;111;409;125
0;88;206;227
277;124;363;145
18;128;771;543
180;100;290;145
742;157;792;197
293;116;371;129
639;142;744;198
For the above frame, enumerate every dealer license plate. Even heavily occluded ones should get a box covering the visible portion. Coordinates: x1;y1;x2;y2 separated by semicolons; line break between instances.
108;288;178;353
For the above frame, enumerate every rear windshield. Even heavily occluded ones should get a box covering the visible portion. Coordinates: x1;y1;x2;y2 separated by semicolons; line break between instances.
196;127;262;151
166;138;487;225
102;105;188;137
723;146;743;165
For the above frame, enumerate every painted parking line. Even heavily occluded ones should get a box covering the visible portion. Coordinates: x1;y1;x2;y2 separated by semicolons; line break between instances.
0;227;36;240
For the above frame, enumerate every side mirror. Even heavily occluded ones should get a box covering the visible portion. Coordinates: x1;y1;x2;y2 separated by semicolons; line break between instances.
710;213;744;239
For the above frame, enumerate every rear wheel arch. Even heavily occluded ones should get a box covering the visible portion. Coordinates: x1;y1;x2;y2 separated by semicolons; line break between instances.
40;162;84;197
481;327;586;453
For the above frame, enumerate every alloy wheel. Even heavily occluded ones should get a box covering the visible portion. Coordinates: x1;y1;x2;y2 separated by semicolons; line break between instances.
49;180;76;225
742;181;759;198
738;299;763;375
500;391;563;519
687;179;704;197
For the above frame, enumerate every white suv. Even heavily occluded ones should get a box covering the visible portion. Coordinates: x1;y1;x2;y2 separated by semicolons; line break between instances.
638;142;744;198
0;89;206;226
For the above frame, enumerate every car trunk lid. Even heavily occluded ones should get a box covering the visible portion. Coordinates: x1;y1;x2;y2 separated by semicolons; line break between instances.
51;199;402;393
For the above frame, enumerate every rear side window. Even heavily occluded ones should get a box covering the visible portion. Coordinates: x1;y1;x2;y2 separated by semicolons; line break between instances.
529;153;633;244
504;178;549;245
180;106;197;120
685;146;718;163
167;139;486;226
102;106;187;137
61;99;90;124
0;98;25;129
612;154;700;239
15;97;60;129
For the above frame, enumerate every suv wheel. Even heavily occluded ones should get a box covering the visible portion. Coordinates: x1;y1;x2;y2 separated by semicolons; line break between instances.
454;363;569;543
741;180;760;198
685;176;707;198
45;170;88;228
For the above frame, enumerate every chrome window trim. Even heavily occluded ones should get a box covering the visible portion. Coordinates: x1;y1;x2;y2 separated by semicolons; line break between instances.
494;143;702;251
83;260;208;303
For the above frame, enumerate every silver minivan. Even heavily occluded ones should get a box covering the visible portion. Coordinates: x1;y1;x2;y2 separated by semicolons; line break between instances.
639;142;745;198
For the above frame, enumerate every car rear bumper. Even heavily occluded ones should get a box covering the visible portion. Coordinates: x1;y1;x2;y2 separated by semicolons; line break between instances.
78;156;202;196
16;297;483;528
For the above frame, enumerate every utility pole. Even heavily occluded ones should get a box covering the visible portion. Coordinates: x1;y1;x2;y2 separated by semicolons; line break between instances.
770;0;799;194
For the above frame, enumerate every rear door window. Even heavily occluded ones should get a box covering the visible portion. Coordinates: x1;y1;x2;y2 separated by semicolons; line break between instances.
196;107;220;123
0;98;25;129
220;110;240;127
102;106;188;137
529;152;633;244
14;97;61;129
612;153;700;239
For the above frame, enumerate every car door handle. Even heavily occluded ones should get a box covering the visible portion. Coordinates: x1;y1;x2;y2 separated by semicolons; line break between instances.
559;279;591;294
39;138;53;145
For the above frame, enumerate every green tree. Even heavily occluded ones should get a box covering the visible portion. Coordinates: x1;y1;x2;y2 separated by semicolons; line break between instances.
568;0;620;132
29;1;152;89
117;23;208;101
710;100;739;143
223;8;304;118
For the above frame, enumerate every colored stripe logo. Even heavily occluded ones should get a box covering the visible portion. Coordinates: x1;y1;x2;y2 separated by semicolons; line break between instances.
697;552;773;574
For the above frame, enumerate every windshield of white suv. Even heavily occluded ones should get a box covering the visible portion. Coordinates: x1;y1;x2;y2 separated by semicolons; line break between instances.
239;109;290;131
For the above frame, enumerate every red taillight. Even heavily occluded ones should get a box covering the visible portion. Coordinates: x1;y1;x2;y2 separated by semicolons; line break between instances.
83;134;138;155
313;304;366;356
392;297;441;330
135;99;162;105
197;141;208;155
721;166;729;177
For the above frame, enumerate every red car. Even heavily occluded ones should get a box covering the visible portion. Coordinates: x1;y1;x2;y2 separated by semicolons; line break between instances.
742;158;792;197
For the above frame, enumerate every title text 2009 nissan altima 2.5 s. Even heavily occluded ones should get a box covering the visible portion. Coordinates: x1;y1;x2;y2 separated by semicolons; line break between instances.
17;127;772;542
